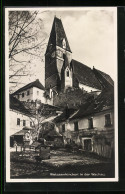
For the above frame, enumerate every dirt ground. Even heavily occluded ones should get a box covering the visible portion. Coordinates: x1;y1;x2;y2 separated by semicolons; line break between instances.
10;148;114;178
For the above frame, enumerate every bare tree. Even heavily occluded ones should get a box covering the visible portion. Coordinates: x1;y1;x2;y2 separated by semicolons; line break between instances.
23;100;60;140
9;11;48;90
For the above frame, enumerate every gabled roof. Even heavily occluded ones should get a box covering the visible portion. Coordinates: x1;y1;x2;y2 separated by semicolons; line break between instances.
71;59;101;90
10;95;31;116
13;128;34;136
70;90;114;120
54;108;76;123
93;67;114;89
13;79;45;95
45;17;71;53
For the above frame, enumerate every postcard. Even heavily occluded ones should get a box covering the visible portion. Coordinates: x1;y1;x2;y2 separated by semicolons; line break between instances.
5;7;118;182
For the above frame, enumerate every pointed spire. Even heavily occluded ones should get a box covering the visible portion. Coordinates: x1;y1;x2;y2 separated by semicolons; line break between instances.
45;16;72;54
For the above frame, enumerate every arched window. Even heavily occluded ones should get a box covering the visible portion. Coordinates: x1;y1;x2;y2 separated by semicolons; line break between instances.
66;70;69;77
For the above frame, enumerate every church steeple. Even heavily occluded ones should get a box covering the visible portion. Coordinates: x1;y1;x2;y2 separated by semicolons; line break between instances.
45;17;72;93
45;17;71;54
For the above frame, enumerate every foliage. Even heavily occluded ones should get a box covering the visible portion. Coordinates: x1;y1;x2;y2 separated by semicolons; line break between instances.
54;87;94;109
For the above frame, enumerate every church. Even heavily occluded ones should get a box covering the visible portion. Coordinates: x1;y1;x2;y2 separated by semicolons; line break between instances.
45;16;113;96
13;16;114;105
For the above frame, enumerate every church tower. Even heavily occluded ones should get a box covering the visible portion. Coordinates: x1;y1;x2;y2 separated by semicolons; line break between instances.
45;17;72;93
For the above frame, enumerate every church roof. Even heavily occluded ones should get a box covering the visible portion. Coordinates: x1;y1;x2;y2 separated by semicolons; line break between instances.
46;17;71;53
13;79;45;95
93;67;114;89
71;59;101;90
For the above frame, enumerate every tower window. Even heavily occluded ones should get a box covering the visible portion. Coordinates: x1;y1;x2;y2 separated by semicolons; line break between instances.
66;70;69;77
22;93;24;98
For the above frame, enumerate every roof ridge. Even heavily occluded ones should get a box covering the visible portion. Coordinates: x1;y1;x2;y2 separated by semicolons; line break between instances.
93;67;112;77
12;79;45;95
72;59;92;70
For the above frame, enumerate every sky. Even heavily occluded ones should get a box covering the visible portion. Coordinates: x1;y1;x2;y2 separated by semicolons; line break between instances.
8;7;117;91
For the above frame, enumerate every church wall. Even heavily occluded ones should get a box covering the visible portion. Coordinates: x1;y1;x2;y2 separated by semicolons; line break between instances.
79;83;100;93
45;74;61;91
56;57;64;78
45;58;57;79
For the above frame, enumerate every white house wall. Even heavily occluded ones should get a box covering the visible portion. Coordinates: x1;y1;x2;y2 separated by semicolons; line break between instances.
14;87;45;103
10;109;33;136
78;110;114;130
57;109;114;134
33;87;45;103
14;87;33;102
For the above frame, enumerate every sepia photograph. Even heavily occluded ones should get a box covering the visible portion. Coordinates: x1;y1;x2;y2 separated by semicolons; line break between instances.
5;7;118;182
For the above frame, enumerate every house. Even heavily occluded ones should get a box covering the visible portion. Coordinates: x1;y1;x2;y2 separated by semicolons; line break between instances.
10;94;60;146
12;79;46;103
55;90;114;158
10;95;35;146
45;17;113;95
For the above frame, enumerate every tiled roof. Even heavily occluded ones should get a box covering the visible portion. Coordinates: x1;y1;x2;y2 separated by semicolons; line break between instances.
13;79;45;95
46;17;71;53
71;59;101;90
93;67;114;89
70;90;114;120
10;95;31;116
12;129;27;136
54;108;76;123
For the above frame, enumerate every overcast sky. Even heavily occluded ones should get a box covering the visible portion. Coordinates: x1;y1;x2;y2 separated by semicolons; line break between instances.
8;7;117;90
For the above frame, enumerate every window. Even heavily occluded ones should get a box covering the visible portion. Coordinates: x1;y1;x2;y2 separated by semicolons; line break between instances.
74;121;78;131
22;93;24;98
37;91;39;95
27;90;30;96
62;38;66;49
105;114;111;127
30;122;32;127
66;70;69;77
17;118;20;126
88;118;93;129
23;120;26;126
62;124;65;132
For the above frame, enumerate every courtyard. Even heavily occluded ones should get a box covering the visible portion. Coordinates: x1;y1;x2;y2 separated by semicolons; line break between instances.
10;148;114;179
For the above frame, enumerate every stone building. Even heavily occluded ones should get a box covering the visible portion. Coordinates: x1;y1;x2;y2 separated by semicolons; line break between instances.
45;17;113;95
